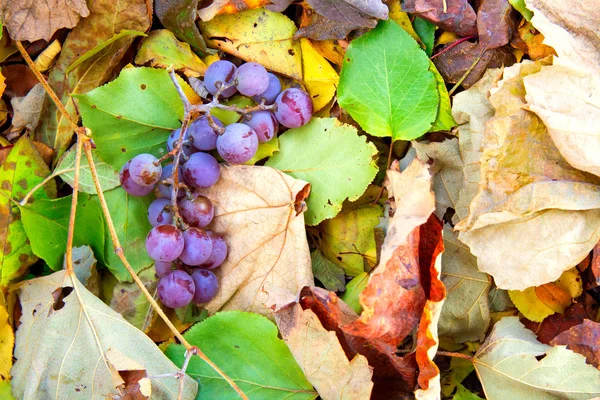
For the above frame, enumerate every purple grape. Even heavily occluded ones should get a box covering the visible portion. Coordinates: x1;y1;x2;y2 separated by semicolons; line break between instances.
128;154;162;186
274;88;313;128
156;164;186;199
201;232;228;269
217;123;259;164
155;261;173;277
205;60;237;98
243;111;278;143
120;161;154;197
182;153;221;188
145;225;185;262
179;195;214;228
189;116;223;151
253;73;281;105
148;198;173;227
235;62;269;97
179;228;213;266
167;128;197;157
191;269;219;304
158;270;195;308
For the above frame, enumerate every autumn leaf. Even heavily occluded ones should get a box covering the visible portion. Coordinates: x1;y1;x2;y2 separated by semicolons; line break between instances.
550;320;600;368
155;0;207;52
402;0;478;37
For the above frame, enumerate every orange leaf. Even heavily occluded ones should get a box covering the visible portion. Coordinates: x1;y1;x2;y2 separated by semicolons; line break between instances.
535;283;572;313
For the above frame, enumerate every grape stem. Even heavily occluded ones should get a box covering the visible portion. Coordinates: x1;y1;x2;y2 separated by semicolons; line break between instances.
16;42;248;400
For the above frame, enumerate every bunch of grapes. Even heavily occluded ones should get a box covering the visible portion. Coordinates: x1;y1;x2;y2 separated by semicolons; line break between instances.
119;60;313;309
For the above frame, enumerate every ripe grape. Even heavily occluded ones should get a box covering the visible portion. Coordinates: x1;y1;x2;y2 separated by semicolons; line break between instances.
202;232;227;269
204;60;237;98
120;161;154;197
191;269;219;304
217;123;258;164
182;152;221;188
156;163;186;199
243;111;278;143
274;88;313;128
167;128;197;157
179;195;214;228
179;228;213;266
148;198;173;227
155;261;172;277
129;153;162;186
235;62;269;97
157;270;195;308
189;116;223;151
253;72;281;105
145;225;185;262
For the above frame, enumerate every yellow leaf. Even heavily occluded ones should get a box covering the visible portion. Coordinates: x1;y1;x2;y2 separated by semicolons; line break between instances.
0;70;5;98
0;302;13;383
310;39;345;67
534;283;571;314
300;39;339;112
389;2;421;42
436;31;459;46
199;9;302;80
33;40;62;72
509;288;554;322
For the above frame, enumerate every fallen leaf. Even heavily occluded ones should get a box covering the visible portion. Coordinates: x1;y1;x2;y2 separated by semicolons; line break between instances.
199;8;303;79
10;83;45;131
198;0;270;21
193;165;313;315
429;62;457;132
441;357;476;398
266;118;378;225
414;17;436;56
306;0;388;28
521;301;590;345
300;39;339;112
339;272;368;313
155;0;207;52
433;41;515;89
311;249;346;292
473;316;600;398
55;145;120;194
402;0;478;37
550;320;600;368
310;39;346;67
509;0;533;20
338;20;439;141
319;203;381;276
275;301;374;399
295;6;363;40
0;301;13;391
33;40;62;72
592;243;600;286
389;3;421;42
165;311;317;399
1;65;38;99
510;21;555;61
477;0;519;50
457;61;600;290
0;136;56;285
135;30;207;77
11;271;197;398
0;0;89;41
244;136;279;165
105;348;152;399
36;0;151;160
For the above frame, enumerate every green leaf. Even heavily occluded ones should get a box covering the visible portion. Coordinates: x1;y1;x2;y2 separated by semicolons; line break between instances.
311;249;346;292
442;357;476;397
473;317;600;399
454;384;484;400
414;17;436;56
266;118;378;225
509;0;533;21
55;145;120;194
95;187;153;282
245;136;279;165
134;29;207;77
155;0;207;53
165;311;317;400
0;136;56;285
320;204;381;276
430;61;457;132
340;272;368;314
210;95;255;125
337;20;439;141
19;194;105;271
76;67;184;170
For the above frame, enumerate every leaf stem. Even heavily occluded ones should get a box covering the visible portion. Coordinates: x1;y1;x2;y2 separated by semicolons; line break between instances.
436;351;473;361
64;137;84;275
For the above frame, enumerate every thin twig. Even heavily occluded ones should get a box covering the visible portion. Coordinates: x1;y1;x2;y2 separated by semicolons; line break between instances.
64;138;84;274
436;351;473;361
19;167;75;206
430;36;477;60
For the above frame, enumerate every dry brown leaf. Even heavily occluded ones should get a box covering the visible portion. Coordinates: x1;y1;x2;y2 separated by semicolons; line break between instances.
274;301;374;400
550;319;600;368
106;348;152;399
198;0;270;21
457;61;600;290
0;0;90;42
196;165;313;316
11;83;45;131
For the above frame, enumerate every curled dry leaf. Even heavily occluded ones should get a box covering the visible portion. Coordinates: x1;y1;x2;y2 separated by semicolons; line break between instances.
457;61;600;290
274;299;374;400
196;165;313;316
550;319;600;368
402;0;477;37
10;271;197;399
0;0;90;42
10;83;45;131
306;0;388;28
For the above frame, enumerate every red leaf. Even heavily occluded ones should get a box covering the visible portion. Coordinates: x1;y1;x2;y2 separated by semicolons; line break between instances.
550;319;600;368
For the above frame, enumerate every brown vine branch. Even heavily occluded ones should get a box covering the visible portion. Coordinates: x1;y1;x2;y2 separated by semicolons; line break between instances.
17;42;247;400
436;351;474;361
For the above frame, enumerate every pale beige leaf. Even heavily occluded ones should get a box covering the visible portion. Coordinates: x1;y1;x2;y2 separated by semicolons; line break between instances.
275;303;374;400
452;69;502;224
0;0;90;41
10;270;196;399
457;61;600;290
197;165;313;316
10;83;45;131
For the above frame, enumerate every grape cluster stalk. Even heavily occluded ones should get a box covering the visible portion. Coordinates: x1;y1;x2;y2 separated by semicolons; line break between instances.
119;61;314;310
